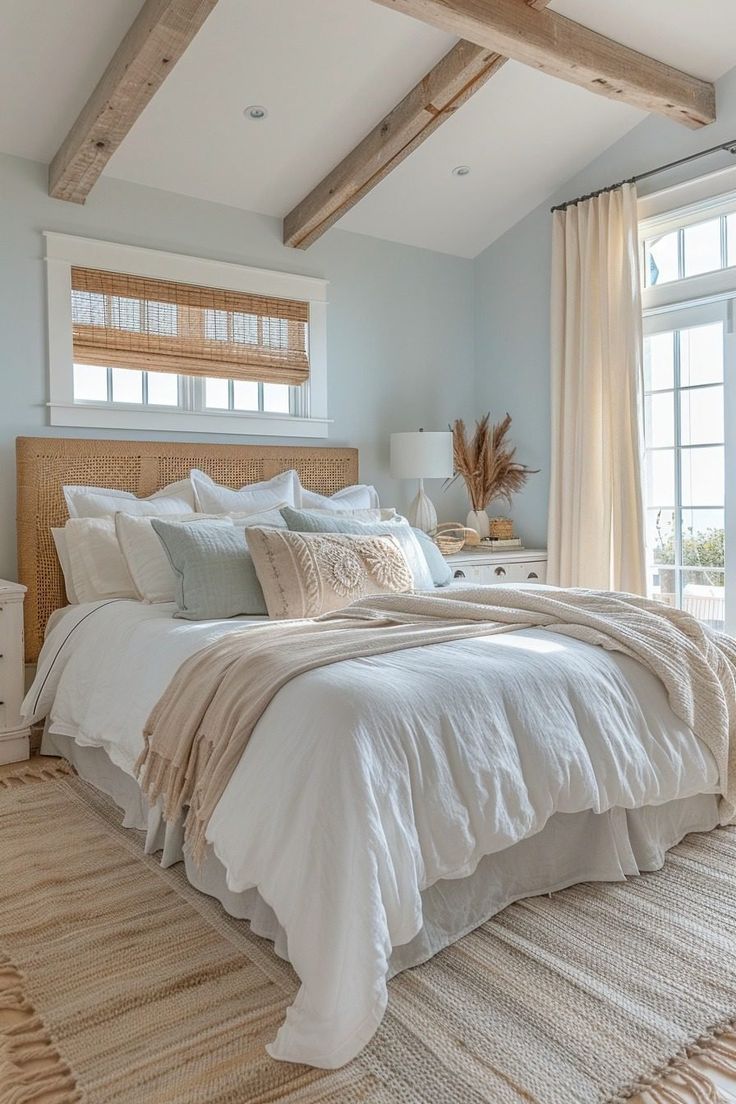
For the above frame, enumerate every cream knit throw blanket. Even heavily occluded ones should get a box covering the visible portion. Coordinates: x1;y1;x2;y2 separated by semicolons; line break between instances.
137;586;736;862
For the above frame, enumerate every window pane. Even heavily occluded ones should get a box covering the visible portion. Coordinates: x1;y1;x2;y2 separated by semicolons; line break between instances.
205;377;230;408
264;317;287;348
204;310;228;341
110;296;141;332
71;290;105;326
647;508;675;565
73;363;107;402
680;445;724;507
681;509;724;568
647;565;676;605
727;213;736;268
679;323;723;386
646;449;675;507
680;384;723;446
645;232;679;286
681;569;725;629
146;301;177;335
644;332;674;391
263;383;290;413
111;367;143;403
146;371;179;406
644;391;674;447
683;218;722;278
233;380;259;410
233;313;258;345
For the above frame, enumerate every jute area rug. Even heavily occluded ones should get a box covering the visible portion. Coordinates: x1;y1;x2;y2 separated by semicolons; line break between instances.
2;761;736;1104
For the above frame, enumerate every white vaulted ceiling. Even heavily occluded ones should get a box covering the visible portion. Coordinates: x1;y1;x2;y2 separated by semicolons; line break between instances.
1;0;736;257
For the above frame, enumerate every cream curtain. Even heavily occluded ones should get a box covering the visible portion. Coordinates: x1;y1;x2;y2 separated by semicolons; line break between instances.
547;183;646;594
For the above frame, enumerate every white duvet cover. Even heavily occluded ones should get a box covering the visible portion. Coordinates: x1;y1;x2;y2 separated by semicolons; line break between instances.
24;599;720;1067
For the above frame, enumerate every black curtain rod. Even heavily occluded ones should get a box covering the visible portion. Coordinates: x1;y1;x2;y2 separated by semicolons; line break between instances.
550;138;736;214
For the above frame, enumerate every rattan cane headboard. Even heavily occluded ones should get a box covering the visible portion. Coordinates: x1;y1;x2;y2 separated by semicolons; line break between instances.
16;436;359;663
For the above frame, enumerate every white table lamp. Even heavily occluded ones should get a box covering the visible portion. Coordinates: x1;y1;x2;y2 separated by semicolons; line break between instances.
390;430;453;533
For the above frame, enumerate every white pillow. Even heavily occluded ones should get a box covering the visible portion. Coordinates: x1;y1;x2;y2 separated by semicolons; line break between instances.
299;484;380;511
64;478;196;519
51;528;79;604
228;505;289;529
116;513;234;603
190;469;299;514
64;518;137;603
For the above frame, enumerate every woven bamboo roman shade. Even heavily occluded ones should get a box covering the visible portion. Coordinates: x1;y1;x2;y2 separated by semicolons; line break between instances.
70;268;310;385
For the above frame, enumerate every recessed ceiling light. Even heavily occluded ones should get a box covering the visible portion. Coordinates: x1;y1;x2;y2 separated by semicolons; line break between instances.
452;165;471;177
244;105;268;121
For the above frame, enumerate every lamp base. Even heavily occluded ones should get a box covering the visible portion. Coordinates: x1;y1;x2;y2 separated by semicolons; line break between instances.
407;482;437;533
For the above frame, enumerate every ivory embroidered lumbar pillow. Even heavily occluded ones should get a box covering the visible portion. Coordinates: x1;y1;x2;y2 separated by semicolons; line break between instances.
246;527;414;619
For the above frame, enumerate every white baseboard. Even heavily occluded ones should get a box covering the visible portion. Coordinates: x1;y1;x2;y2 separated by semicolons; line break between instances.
0;728;31;765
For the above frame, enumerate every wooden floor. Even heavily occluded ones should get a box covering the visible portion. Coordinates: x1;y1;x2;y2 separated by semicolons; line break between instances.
0;754;733;1103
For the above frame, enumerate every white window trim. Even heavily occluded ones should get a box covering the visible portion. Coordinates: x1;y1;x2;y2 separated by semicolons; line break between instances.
639;173;736;633
639;168;736;316
638;162;736;225
45;232;331;438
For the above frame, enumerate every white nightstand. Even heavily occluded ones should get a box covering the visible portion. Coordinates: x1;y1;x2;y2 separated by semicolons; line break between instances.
445;549;548;586
0;581;31;765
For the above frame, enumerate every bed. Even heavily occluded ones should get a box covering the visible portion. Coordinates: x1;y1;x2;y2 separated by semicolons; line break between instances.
17;436;725;1069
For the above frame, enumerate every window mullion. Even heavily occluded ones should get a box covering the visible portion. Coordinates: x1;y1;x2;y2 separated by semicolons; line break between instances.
724;304;736;632
673;331;684;610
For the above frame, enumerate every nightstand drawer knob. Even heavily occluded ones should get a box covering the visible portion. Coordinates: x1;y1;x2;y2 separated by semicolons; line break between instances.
494;566;506;577
453;569;466;579
527;571;539;579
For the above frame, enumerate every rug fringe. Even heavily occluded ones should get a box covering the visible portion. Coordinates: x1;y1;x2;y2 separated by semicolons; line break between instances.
0;951;82;1104
0;760;72;791
610;1022;736;1103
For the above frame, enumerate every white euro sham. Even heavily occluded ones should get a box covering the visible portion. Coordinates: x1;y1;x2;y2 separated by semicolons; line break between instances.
115;513;234;603
64;518;137;602
64;479;196;518
51;528;79;604
190;469;299;514
299;484;380;511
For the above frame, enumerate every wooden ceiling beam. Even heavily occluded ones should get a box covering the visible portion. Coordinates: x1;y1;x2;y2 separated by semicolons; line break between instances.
371;0;715;130
49;0;218;204
283;0;549;250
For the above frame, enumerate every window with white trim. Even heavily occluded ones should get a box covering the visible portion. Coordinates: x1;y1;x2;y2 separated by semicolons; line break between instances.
46;234;329;439
639;171;736;632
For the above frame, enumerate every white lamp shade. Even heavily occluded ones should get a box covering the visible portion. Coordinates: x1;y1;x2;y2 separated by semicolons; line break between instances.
390;431;453;480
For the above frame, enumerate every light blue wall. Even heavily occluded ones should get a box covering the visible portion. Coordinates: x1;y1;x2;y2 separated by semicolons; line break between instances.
8;63;736;582
0;153;476;579
474;64;736;548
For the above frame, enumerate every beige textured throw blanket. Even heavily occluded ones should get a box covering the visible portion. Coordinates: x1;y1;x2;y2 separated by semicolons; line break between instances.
137;586;736;862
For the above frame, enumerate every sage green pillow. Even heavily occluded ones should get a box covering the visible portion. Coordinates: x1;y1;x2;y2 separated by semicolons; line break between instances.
151;518;267;619
279;506;451;588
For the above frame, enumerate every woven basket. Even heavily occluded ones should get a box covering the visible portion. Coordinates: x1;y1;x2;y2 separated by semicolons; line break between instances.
433;524;479;555
489;517;514;540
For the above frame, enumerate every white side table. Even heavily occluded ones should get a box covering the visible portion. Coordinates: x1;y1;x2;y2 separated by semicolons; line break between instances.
445;549;548;586
0;580;31;764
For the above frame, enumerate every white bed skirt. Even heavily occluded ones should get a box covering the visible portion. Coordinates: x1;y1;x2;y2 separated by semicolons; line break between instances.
44;726;721;979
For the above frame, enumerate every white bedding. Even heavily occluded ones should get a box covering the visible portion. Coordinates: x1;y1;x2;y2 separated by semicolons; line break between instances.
24;599;721;1068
